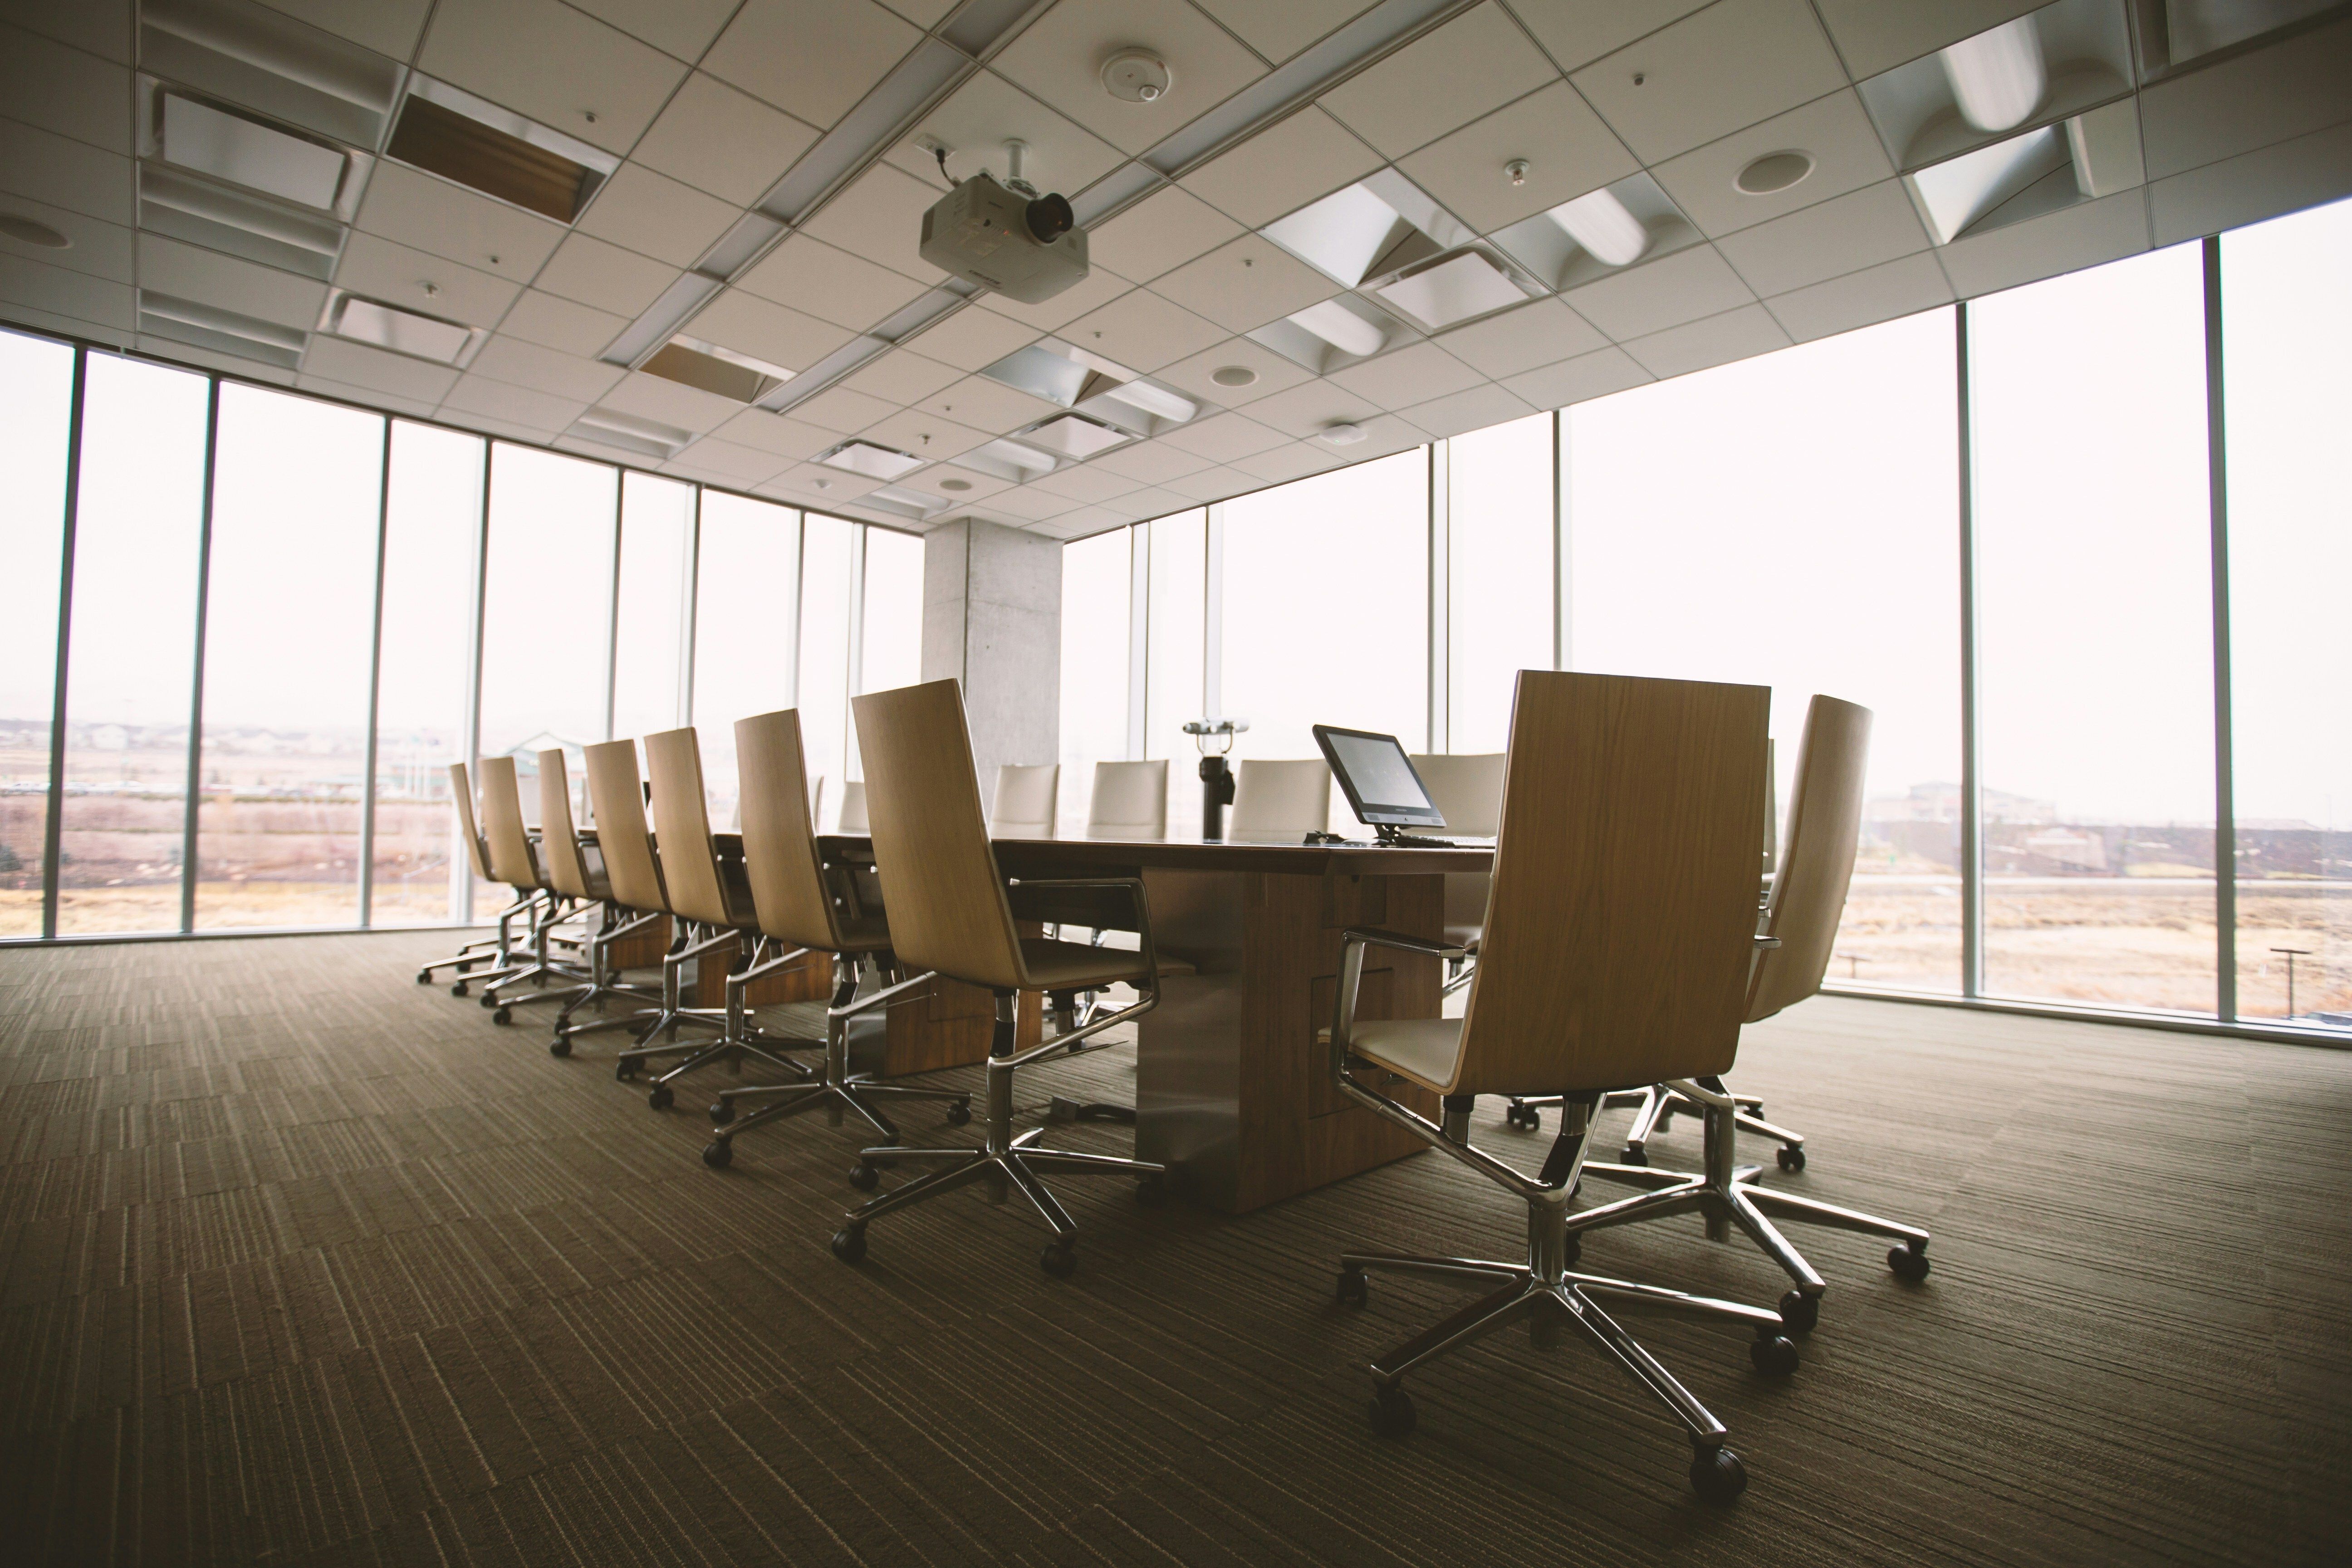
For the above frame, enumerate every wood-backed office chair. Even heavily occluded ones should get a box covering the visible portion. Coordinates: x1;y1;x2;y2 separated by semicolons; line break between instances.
1559;696;1931;1333
830;678;1168;1278
1330;671;1797;1503
413;760;519;991
473;756;583;1020
535;748;662;1044
700;708;972;1167
1085;759;1167;839
1228;757;1331;838
990;763;1059;838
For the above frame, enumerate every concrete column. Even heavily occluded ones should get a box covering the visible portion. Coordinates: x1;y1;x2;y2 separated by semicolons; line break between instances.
922;519;1061;814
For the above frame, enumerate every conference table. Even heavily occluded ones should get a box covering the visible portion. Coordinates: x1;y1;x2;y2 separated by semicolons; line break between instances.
825;832;1495;1214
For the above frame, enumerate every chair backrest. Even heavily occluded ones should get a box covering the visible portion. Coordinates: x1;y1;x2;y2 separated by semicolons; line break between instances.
477;756;540;888
1230;758;1332;838
583;739;668;913
537;750;597;900
851;679;1027;990
838;779;868;833
1747;696;1871;1023
1449;671;1770;1096
448;762;493;880
644;727;737;928
989;763;1059;838
1410;752;1505;836
735;709;848;951
1087;759;1168;839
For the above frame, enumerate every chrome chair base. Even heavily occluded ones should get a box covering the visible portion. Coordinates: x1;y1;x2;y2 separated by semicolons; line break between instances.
1507;1081;1806;1168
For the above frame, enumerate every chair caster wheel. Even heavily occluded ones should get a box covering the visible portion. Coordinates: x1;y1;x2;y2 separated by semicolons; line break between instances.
710;1098;735;1126
1039;1241;1077;1278
702;1140;732;1169
1750;1333;1799;1377
451;982;469;997
615;1062;639;1081
1776;1144;1806;1171
492;1007;512;1026
1135;1175;1167;1207
647;1085;673;1111
1336;1269;1367;1308
1889;1243;1931;1282
1619;1144;1647;1166
944;1100;971;1127
415;970;430;985
1778;1289;1820;1335
548;1037;571;1057
1368;1385;1416;1438
479;992;498;1008
1689;1445;1747;1503
848;1162;880;1191
831;1226;867;1264
1504;1102;1539;1131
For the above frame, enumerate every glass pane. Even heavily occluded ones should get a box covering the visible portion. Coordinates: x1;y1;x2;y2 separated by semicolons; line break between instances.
611;473;695;742
1223;452;1430;835
1057;528;1131;838
1143;510;1205;835
854;525;924;808
1449;415;1552;753
0;331;74;934
1972;244;2215;1014
1571;308;1963;994
795;514;856;826
194;386;382;929
2223;197;2352;1028
691;492;799;832
57;357;210;934
372;422;482;927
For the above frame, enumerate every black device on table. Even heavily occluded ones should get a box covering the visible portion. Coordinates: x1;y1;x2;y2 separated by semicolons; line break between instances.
1309;724;1457;848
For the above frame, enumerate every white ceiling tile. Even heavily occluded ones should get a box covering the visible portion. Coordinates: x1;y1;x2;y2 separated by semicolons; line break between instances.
1431;297;1607;377
971;484;1077;521
439;409;548;443
1649;90;1895;238
0;253;132;329
147;340;297;385
710;407;836;459
1087;186;1245;284
888;69;1126;198
1147;234;1338;334
1179;106;1384;229
300;335;461;402
766;462;888;502
1937;189;2150;299
702;0;922;129
1619;300;1788;377
905;464;1016;504
787;382;902;434
138;234;326;328
1086;438;1217;484
1499;342;1651;405
337;233;521;329
2139;15;2352;181
565;0;738;60
466;335;625;402
902;302;1042;369
685;289;856;374
1231;440;1345;483
662;436;791;485
1808;0;2043;80
631;73;820;207
1396;381;1536;437
735;235;929;332
596;369;742;432
1319;3;1558;159
1570;0;1847;163
574;163;740;270
417;0;687;155
1058;288;1225;372
1159;410;1292;461
498;289;627;358
9;0;134;59
969;264;1135;333
1098;484;1197;521
1715;179;1929;297
1503;0;1714;73
842;348;965;406
1158;463;1253;501
556;432;662;465
355;163;565;284
0;119;132;225
1027;463;1144;503
991;0;1270;157
254;0;431;58
531;232;676;317
2148;122;2352;249
858;407;994;462
0;22;130;153
440;373;586;432
877;0;957;25
1763;250;1953;342
1398;82;1640;235
295;372;433;414
1242;378;1386;438
797;162;949;284
1325;340;1486;409
0;195;130;283
1561;242;1754;338
1152;335;1319;409
915;374;1060;434
1200;0;1378;61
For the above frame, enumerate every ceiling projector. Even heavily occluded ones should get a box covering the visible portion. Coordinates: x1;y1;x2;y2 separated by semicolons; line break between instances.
920;168;1088;304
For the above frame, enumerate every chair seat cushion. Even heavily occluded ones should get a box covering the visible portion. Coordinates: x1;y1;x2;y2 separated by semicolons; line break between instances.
1443;924;1481;951
1349;1018;1465;1093
1019;937;1152;990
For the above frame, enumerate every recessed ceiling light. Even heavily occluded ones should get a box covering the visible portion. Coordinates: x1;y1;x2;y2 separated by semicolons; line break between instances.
1546;188;1647;267
332;295;476;363
819;441;926;480
1021;413;1132;460
0;214;70;249
1211;364;1258;387
938;477;973;492
161;93;349;211
1735;152;1814;195
1370;249;1530;331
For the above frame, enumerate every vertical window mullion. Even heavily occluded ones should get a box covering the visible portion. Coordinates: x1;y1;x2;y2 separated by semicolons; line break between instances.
1427;440;1449;753
1553;409;1568;671
2204;235;2237;1022
1202;504;1223;721
178;378;221;936
460;441;491;922
680;486;701;728
39;347;87;941
358;415;390;928
1126;522;1148;760
1957;303;1984;1000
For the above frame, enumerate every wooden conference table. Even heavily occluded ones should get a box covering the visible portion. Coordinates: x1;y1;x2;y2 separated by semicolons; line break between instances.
826;832;1495;1215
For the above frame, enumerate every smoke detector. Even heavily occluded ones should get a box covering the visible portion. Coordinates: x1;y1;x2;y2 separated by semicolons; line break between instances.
1101;49;1171;103
1319;423;1367;446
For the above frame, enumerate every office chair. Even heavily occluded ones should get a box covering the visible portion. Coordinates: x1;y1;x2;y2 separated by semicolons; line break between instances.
990;763;1059;838
413;760;523;990
830;678;1168;1278
471;757;585;1020
535;748;663;1043
1085;759;1168;839
1557;695;1930;1333
700;708;971;1167
1410;751;1503;996
1329;671;1797;1502
1227;757;1332;838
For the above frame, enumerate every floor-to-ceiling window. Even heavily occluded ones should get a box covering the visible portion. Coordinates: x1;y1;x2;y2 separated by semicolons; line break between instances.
1144;510;1208;834
1972;245;2216;1014
1057;527;1133;837
691;492;800;831
1447;415;1554;755
853;525;924;813
610;473;696;745
795;514;857;824
0;330;74;936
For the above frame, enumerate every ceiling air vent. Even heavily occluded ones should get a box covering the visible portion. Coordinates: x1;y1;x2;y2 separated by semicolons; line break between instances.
641;337;793;404
140;292;307;369
1018;414;1132;461
818;441;926;481
388;78;616;222
325;293;482;364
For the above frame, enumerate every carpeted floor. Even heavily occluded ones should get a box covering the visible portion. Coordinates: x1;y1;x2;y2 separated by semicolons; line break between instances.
1;929;2346;1566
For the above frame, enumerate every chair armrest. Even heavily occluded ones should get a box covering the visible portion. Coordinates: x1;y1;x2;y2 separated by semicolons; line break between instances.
1339;926;1471;963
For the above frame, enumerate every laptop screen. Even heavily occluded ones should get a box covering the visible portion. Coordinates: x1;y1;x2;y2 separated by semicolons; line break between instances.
1313;725;1446;829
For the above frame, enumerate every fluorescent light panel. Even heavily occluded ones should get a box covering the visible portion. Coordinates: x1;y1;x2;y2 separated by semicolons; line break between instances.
333;295;476;363
160;93;348;210
819;441;926;480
